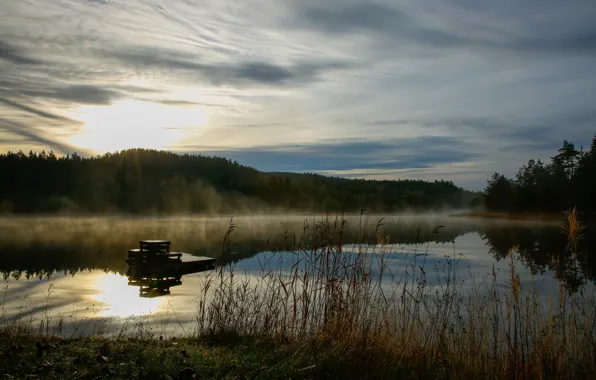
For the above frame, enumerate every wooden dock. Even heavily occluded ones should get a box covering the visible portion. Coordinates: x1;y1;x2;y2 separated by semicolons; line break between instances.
127;253;215;278
125;240;215;298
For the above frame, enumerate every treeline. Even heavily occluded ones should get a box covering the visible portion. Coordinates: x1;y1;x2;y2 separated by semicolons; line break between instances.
484;134;596;214
0;149;476;214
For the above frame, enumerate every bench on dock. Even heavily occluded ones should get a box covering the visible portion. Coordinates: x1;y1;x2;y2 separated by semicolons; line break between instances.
138;239;171;253
127;249;182;263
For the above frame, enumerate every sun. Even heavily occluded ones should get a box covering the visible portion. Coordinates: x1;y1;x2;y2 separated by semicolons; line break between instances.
68;100;207;152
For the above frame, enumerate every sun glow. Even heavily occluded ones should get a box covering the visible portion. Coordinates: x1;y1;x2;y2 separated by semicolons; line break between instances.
69;100;207;152
92;273;162;318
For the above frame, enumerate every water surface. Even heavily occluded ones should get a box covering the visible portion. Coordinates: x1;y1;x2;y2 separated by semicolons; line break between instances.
0;214;593;336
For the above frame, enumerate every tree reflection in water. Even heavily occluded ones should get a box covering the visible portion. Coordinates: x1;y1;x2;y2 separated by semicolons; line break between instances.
0;217;593;294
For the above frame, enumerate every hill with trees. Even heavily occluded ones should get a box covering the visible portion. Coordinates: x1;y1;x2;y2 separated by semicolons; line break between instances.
0;149;476;214
483;134;596;214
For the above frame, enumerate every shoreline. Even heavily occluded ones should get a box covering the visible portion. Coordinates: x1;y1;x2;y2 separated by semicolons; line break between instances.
450;210;562;221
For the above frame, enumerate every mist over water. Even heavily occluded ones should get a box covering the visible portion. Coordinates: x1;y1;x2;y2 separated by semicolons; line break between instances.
0;213;593;336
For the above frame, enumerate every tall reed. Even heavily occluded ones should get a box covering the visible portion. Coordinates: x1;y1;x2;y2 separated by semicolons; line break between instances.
193;211;595;379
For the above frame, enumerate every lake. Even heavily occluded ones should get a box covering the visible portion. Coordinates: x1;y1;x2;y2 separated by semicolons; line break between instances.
0;213;593;337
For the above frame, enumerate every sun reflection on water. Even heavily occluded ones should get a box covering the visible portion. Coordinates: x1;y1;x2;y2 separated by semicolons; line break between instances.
91;273;162;317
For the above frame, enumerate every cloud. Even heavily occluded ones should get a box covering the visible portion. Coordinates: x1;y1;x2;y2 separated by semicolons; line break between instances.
202;60;350;86
186;136;479;172
437;110;596;148
2;84;122;106
320;165;495;191
300;3;476;48
0;119;82;154
104;46;351;87
0;40;42;65
514;33;596;55
0;98;74;123
295;1;596;56
44;85;121;105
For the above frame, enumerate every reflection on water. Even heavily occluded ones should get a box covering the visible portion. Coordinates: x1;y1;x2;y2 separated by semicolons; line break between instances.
0;214;593;335
0;270;210;336
128;276;182;298
126;252;214;298
93;273;162;317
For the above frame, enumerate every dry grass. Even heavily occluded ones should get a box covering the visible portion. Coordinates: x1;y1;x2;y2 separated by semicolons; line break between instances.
193;211;595;379
1;210;595;379
562;207;584;252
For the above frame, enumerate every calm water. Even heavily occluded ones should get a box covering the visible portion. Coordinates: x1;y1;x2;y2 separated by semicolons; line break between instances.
0;214;593;336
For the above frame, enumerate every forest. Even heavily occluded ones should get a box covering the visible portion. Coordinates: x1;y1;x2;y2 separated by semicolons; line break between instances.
483;134;596;214
0;148;476;214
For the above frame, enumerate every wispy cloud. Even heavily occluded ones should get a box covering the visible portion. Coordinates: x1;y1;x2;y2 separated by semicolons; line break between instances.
0;118;83;154
104;46;353;87
0;40;43;65
184;136;479;172
296;1;596;55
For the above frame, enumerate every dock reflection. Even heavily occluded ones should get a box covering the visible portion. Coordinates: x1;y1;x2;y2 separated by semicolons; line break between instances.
126;265;189;298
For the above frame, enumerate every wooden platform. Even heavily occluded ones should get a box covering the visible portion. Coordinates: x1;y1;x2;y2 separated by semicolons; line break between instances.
126;254;215;278
126;249;183;264
125;240;216;297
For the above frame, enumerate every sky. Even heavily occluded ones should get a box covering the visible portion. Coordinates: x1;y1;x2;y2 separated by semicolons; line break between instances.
1;0;596;190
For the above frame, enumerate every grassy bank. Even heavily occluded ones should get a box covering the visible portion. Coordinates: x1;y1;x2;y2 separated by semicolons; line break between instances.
0;333;475;379
1;210;594;379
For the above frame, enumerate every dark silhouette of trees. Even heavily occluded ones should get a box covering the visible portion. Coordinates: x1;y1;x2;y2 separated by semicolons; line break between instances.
484;173;516;211
483;134;596;214
0;148;477;214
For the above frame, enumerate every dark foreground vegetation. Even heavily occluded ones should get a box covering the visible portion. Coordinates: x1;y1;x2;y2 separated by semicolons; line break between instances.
483;134;596;214
1;211;594;379
10;326;593;380
0;334;487;380
0;149;476;214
